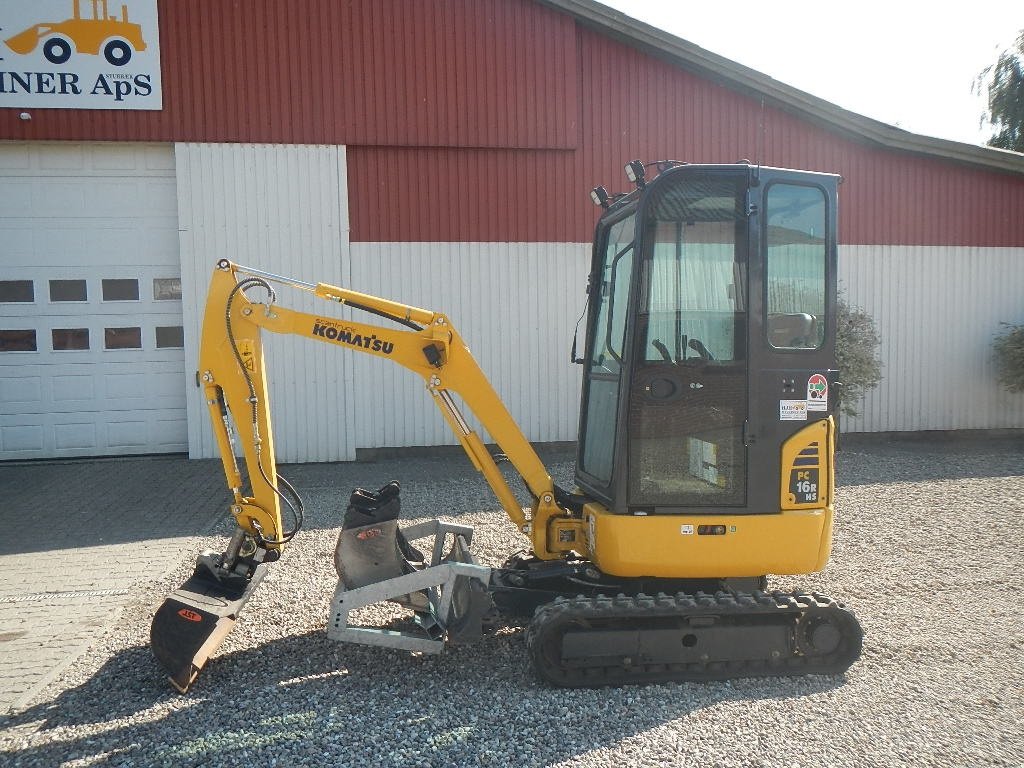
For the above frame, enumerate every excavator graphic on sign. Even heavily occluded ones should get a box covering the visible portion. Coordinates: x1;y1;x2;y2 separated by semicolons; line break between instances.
5;0;146;67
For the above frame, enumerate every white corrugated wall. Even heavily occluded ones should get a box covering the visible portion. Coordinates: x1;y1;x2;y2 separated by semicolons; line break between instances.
174;142;589;460
173;145;1022;463
839;245;1024;433
348;243;589;448
348;243;1024;442
175;143;355;462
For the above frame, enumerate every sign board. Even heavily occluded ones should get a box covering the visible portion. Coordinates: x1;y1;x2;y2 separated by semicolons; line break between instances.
0;0;162;110
780;399;808;421
806;373;829;412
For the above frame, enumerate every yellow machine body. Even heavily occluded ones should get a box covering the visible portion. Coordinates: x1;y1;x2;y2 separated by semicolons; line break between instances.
197;262;837;580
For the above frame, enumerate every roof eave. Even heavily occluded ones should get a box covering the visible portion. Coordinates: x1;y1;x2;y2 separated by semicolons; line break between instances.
539;0;1024;176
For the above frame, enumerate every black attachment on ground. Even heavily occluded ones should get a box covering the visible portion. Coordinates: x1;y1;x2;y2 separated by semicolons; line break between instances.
342;481;424;562
335;481;429;610
150;560;268;693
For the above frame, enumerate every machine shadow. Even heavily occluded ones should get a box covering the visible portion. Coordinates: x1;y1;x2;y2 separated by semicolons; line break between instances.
1;627;846;767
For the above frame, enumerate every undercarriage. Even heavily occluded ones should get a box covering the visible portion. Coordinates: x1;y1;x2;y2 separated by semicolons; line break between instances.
323;486;862;686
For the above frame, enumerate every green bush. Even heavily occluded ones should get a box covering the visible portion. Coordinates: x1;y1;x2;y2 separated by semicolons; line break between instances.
835;298;882;417
992;322;1024;393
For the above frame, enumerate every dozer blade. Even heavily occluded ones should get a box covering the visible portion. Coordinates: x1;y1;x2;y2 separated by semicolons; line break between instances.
150;562;267;693
4;26;44;55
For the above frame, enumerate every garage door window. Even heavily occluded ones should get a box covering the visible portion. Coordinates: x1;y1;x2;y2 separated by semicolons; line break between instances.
105;327;142;349
153;278;182;301
0;281;34;302
50;280;88;302
52;328;90;351
102;279;140;302
155;326;184;348
1;329;37;351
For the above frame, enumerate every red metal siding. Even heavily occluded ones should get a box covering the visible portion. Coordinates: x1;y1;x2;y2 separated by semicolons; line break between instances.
347;147;578;243
1;0;578;149
3;0;1023;246
348;25;1024;246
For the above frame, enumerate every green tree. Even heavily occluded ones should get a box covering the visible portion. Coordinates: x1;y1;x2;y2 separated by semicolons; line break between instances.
977;31;1024;152
835;298;882;418
992;322;1024;393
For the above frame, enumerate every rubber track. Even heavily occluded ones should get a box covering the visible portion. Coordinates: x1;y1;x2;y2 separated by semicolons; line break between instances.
526;590;863;687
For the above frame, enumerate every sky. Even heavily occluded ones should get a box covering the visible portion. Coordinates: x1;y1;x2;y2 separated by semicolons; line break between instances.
599;0;1024;147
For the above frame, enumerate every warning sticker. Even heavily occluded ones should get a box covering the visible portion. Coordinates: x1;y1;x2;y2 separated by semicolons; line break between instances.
238;340;257;372
807;373;829;411
780;400;808;421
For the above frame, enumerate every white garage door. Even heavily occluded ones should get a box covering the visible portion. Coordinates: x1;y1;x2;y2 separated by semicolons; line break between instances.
0;142;187;460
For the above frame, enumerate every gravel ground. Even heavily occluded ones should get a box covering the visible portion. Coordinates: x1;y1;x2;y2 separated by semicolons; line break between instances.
1;439;1023;768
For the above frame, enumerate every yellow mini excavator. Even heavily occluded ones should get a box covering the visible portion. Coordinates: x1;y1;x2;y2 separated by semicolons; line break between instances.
151;162;863;692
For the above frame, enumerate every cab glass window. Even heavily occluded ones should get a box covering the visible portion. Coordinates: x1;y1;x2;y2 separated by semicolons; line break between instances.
642;181;747;363
765;184;826;349
580;212;635;484
589;214;636;372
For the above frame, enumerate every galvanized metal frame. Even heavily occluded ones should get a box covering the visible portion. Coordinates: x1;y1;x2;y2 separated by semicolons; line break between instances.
326;519;492;653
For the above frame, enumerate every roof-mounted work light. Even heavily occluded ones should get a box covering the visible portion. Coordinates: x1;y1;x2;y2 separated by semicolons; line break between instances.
624;160;646;188
590;186;610;208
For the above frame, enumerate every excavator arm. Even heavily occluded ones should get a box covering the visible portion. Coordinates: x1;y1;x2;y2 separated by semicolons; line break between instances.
152;259;581;691
199;259;578;556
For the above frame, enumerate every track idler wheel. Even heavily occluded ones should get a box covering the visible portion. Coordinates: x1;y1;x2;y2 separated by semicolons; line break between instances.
794;603;859;657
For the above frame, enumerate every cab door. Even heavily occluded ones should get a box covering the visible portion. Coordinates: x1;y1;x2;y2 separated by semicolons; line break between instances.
624;168;752;512
746;170;839;512
578;165;839;516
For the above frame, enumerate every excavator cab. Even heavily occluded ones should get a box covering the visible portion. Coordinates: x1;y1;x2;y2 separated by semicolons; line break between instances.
571;164;841;580
579;162;838;514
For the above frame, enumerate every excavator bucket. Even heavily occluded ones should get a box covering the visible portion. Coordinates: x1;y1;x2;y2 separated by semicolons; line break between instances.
4;26;44;55
334;482;430;612
329;482;494;652
150;559;267;693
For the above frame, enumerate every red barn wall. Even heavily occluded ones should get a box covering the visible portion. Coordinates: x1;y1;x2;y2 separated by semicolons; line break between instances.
348;25;1024;246
3;0;1023;247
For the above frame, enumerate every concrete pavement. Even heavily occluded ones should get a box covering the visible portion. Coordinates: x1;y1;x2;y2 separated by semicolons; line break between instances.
0;456;227;713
